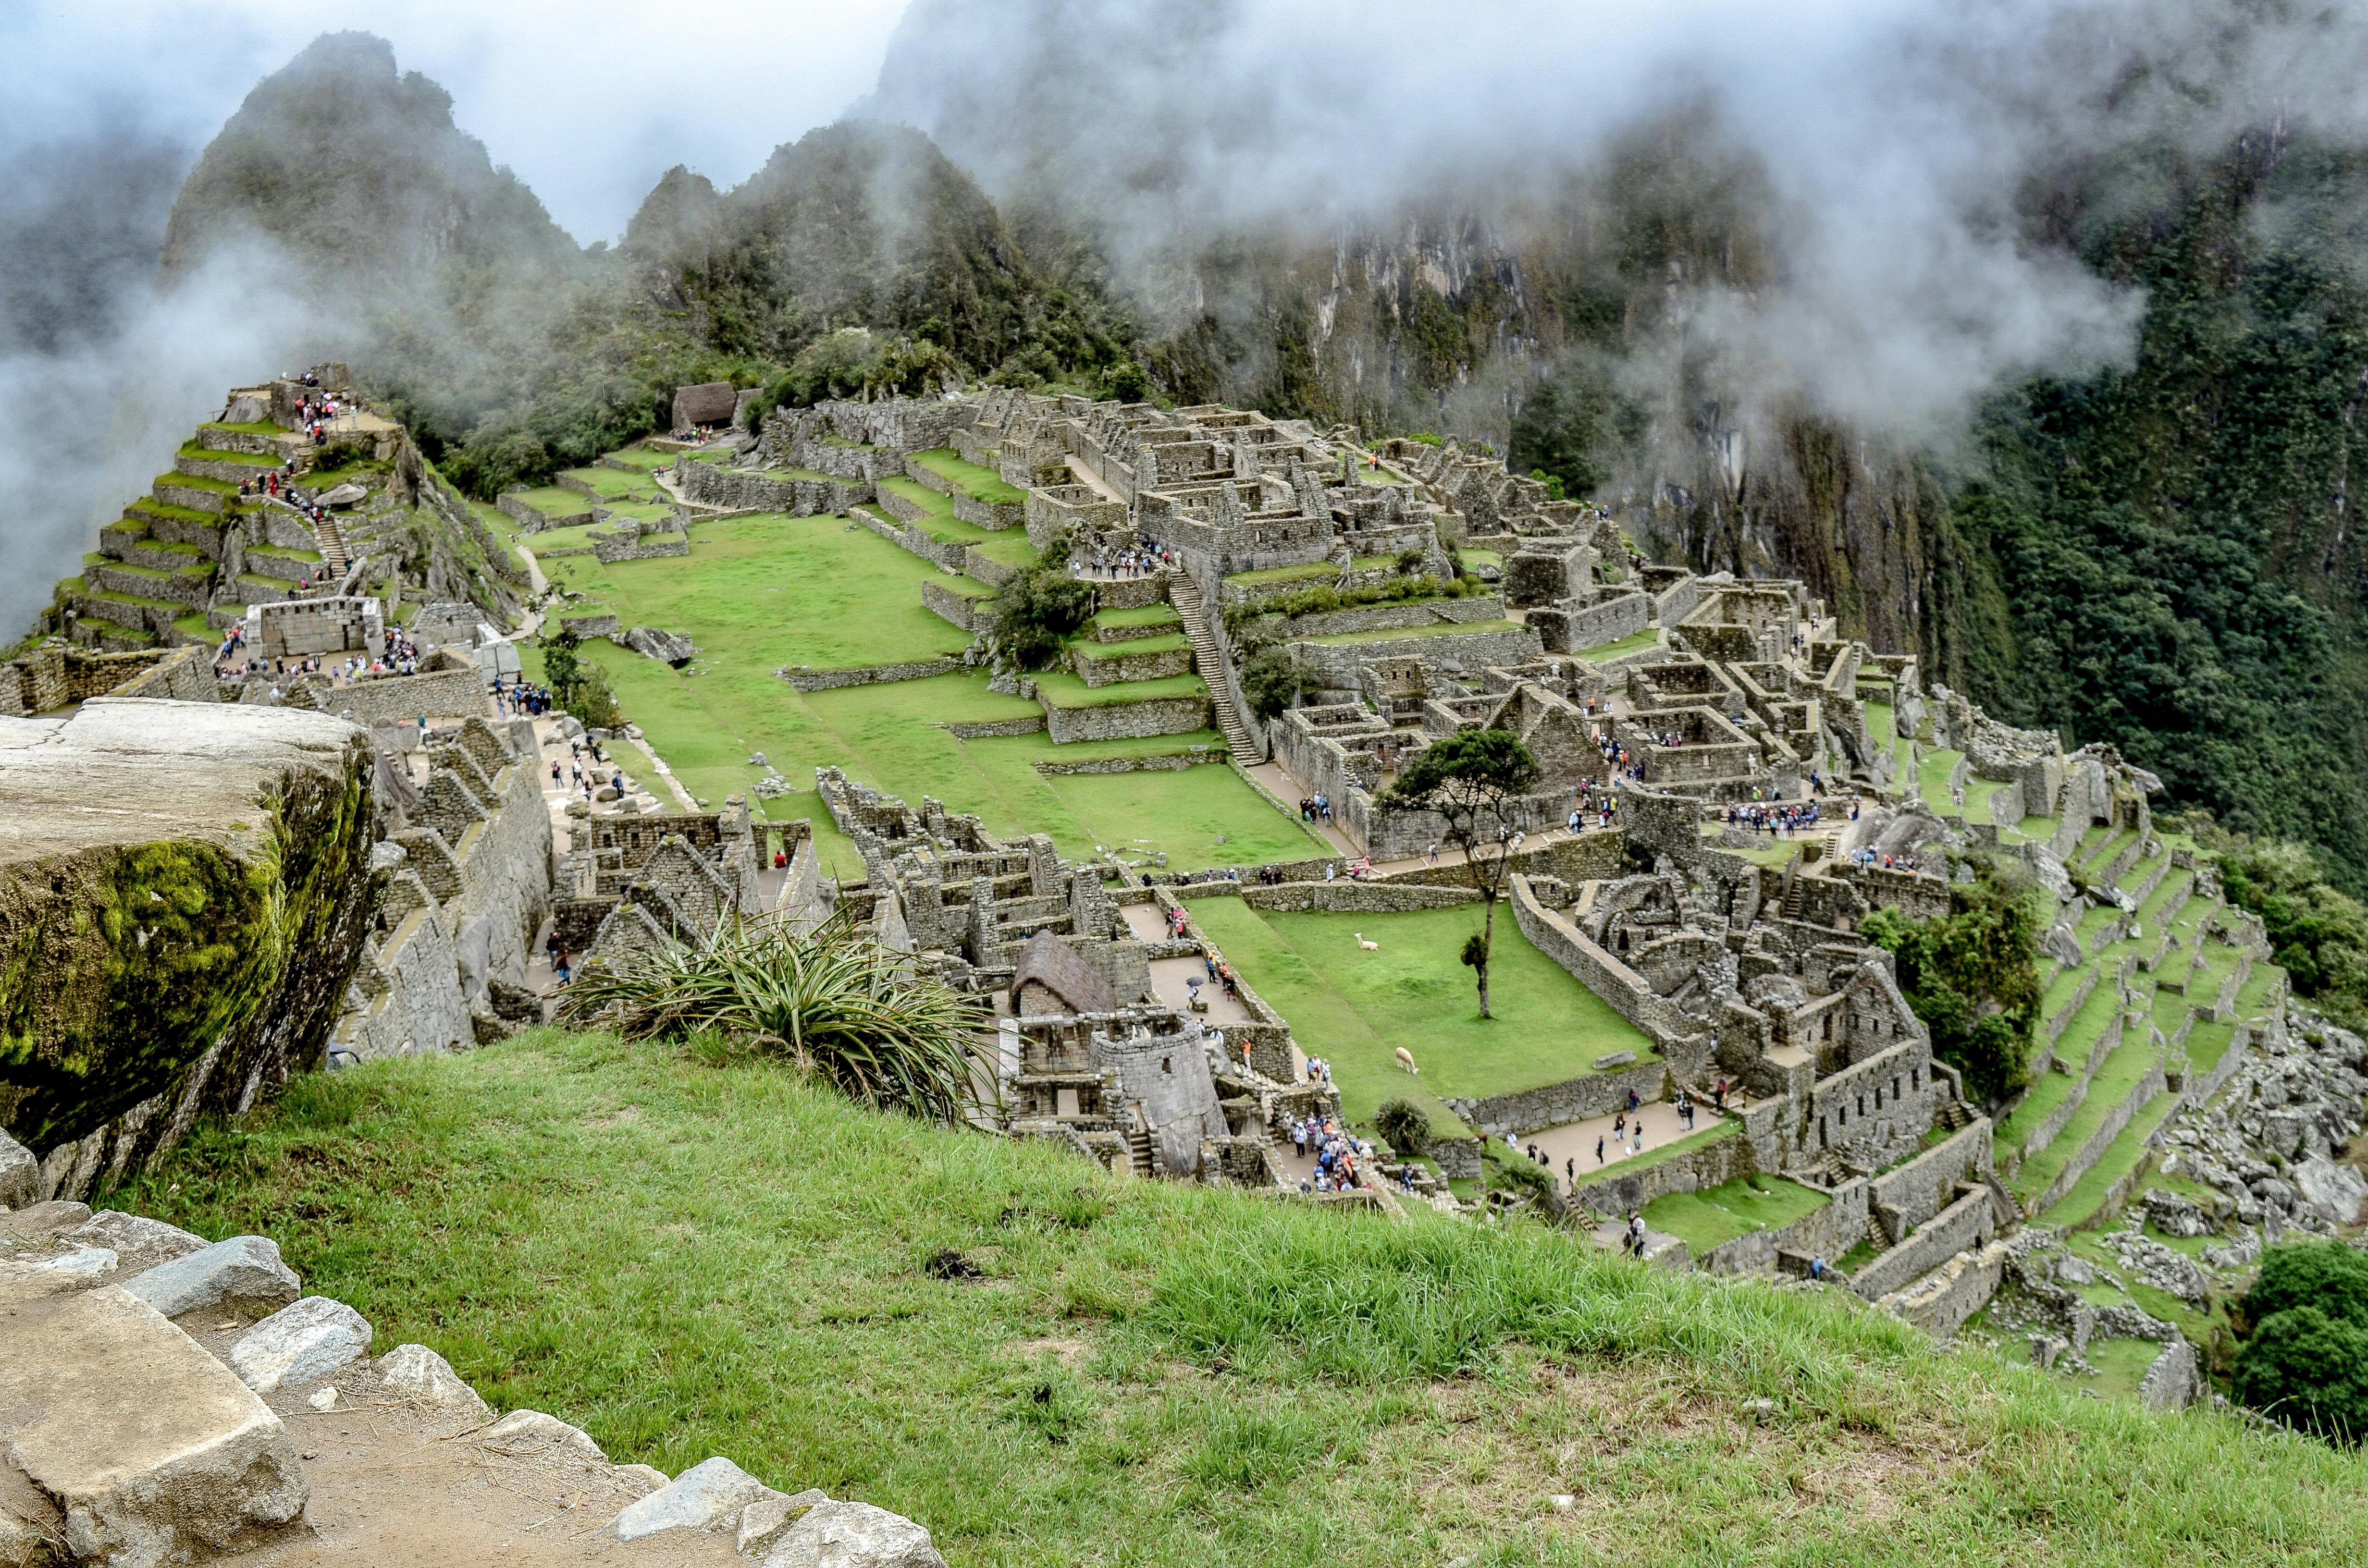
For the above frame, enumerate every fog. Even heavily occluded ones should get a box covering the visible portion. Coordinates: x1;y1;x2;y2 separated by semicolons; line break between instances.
864;0;2368;440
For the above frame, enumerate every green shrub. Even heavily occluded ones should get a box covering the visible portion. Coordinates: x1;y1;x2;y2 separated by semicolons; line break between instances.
540;626;621;729
1240;646;1305;722
990;539;1097;672
2233;1303;2368;1444
1373;1099;1431;1160
1859;861;2043;1103
1484;1146;1555;1201
1221;572;1469;635
2214;833;2368;1028
1102;359;1149;402
2241;1241;2368;1334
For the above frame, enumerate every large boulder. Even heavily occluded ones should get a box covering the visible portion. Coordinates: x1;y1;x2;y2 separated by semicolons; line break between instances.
376;1342;493;1421
0;701;381;1196
623;626;697;666
756;1499;947;1568
0;1282;308;1563
612;1456;779;1542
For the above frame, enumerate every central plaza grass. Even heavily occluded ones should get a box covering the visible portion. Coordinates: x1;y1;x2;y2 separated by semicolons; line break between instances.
1185;900;1656;1137
515;505;1325;876
109;1030;2368;1567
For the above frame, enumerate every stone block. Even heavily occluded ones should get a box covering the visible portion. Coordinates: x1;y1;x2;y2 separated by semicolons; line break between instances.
376;1342;494;1421
478;1408;607;1462
0;1128;34;1211
122;1234;302;1319
755;1498;947;1568
739;1490;832;1555
612;1455;779;1541
230;1295;373;1393
63;1210;209;1276
0;1284;308;1564
624;626;697;664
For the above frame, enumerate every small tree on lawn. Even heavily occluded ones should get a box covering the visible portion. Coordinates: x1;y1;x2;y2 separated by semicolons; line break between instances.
1382;729;1542;1019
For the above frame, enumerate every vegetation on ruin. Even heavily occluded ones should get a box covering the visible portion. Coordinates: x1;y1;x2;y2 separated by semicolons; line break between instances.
558;911;985;1124
2209;831;2368;1030
1239;646;1307;722
1381;730;1543;1019
1219;568;1473;635
988;538;1098;672
537;625;621;730
1859;862;2044;1105
2232;1241;2368;1444
111;1028;2368;1565
1371;1097;1430;1161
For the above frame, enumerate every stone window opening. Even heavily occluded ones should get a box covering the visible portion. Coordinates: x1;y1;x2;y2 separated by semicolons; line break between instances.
1161;1055;1172;1075
1911;1067;1920;1090
1857;1092;1866;1118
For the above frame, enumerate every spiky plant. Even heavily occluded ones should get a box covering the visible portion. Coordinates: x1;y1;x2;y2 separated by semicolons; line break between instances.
559;910;990;1123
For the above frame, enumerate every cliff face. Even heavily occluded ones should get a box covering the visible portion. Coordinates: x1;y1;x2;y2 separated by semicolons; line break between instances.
0;701;380;1179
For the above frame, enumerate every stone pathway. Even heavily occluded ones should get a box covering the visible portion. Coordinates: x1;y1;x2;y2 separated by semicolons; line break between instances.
1522;1099;1729;1191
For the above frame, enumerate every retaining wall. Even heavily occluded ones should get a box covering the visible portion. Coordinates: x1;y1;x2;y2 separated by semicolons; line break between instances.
1852;1187;1997;1300
1239;880;1481;914
1569;1124;1752;1216
780;657;961;692
1041;693;1210;743
1870;1118;1995;1232
1509;874;1701;1053
1450;1058;1671;1137
1697;1178;1865;1277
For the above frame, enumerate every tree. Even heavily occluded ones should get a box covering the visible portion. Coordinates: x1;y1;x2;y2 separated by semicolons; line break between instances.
1859;862;2043;1104
1103;359;1149;402
1382;730;1542;1019
1239;646;1304;722
1373;1098;1431;1160
989;538;1097;672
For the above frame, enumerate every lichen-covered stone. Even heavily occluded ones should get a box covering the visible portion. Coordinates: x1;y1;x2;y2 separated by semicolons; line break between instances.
0;699;382;1177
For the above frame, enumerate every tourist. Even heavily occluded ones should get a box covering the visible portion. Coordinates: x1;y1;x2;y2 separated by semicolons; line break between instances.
1713;1078;1728;1111
1595;1134;1605;1165
1626;1087;1641;1114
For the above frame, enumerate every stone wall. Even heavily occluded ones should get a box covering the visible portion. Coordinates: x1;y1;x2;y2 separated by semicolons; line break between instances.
1;644;218;717
1238;880;1481;914
1528;591;1652;654
1243;594;1509;642
591;532;689;564
1568;1124;1752;1216
1449;1058;1670;1137
1291;624;1543;685
780;658;960;692
922;580;992;632
1697;1178;1866;1276
311;660;484;726
1875;1240;2009;1335
1852;1187;1997;1300
1869;1118;1995;1231
944;715;1047;738
1509;875;1702;1054
1042;694;1211;743
1033;748;1224;776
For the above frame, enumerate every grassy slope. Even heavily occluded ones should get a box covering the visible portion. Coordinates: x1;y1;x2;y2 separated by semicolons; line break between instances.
1187;901;1655;1136
112;1032;2368;1567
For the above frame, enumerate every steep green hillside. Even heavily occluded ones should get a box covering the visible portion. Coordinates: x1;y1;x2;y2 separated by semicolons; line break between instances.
116;1030;2368;1565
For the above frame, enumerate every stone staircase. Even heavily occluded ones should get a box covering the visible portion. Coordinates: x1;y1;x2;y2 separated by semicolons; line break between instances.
1162;565;1256;762
313;512;350;578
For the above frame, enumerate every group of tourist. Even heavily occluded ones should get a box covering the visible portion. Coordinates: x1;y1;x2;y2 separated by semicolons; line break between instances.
1296;793;1334;825
1850;847;1924;872
1292;1118;1376;1193
1728;799;1820;838
1591;728;1649;784
1302;1054;1335;1086
1072;539;1172;580
492;678;559;718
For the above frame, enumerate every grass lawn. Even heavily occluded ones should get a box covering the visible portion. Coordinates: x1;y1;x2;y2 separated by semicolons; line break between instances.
509;485;594;522
1184;901;1656;1137
1645;1173;1830;1254
1575;628;1662;662
107;1031;2368;1568
1034;670;1209;707
180;440;278;467
561;465;651;501
870;484;1040;570
1092;604;1183;631
601;445;679;473
1918;748;1964;809
911;447;1026;504
1072;633;1191;662
1864;700;1893;749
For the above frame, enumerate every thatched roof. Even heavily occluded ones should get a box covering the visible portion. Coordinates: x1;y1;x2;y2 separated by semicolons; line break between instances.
1009;930;1118;1016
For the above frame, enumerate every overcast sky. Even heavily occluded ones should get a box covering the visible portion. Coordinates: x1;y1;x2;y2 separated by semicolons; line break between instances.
3;0;911;241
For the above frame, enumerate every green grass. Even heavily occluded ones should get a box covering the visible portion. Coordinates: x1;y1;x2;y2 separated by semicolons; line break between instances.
561;465;650;501
201;419;286;436
1033;670;1209;708
2009;1023;2161;1206
1071;633;1191;662
1644;1174;1830;1254
158;468;238;494
1298;619;1529;647
911;447;1026;504
2084;1337;2171;1402
178;440;279;468
1226;561;1337;588
2036;1091;2182;1231
601;445;680;473
1864;701;1894;750
872;483;1040;569
1962;776;2012;821
106;1029;2368;1566
1091;604;1182;630
247;544;323;565
1918;748;1965;810
1184;901;1656;1136
1573;627;1662;662
509;485;595;520
126;498;222;527
1996;1070;2078;1159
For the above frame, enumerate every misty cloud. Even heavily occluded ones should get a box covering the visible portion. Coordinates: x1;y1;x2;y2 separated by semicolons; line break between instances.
865;0;2368;437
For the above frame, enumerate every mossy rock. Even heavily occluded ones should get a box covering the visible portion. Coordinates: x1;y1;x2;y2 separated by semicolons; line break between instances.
0;702;381;1161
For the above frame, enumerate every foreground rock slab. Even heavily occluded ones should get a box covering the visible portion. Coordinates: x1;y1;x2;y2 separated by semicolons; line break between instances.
755;1498;948;1568
0;1283;307;1565
612;1456;777;1541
